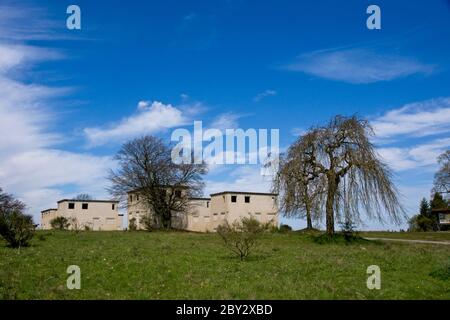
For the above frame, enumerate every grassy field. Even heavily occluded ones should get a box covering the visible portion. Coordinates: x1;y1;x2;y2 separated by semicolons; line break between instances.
0;230;449;299
359;231;450;242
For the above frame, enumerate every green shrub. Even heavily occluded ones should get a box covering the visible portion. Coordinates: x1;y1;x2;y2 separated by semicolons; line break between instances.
128;217;137;231
312;232;368;245
430;261;450;281
279;224;292;233
339;220;358;241
50;216;70;230
216;217;267;261
0;211;35;248
408;214;436;232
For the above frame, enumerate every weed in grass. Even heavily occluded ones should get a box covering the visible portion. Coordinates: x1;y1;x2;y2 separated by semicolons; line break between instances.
430;262;450;281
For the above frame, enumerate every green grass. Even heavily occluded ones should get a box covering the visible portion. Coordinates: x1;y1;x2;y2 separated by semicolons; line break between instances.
0;231;449;299
359;231;450;242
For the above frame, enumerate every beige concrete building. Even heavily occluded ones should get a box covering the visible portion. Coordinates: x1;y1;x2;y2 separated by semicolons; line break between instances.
41;199;123;231
127;190;278;232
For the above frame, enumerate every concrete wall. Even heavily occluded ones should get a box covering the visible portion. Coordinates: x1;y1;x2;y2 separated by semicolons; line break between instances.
41;200;122;231
41;209;58;230
127;191;279;232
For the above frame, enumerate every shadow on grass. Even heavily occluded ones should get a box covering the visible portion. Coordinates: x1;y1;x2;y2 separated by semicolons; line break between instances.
310;232;380;245
218;251;271;263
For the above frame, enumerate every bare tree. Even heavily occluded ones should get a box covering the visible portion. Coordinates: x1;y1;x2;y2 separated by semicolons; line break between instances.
0;188;26;214
278;115;405;236
107;135;207;229
433;150;450;197
273;131;325;229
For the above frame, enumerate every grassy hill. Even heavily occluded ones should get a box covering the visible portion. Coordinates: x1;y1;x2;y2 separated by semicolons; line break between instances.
1;231;449;299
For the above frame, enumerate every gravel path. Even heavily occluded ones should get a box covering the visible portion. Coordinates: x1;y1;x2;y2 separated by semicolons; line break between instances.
364;237;450;245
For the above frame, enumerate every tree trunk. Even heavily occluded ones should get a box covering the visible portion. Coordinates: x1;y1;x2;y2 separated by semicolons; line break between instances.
305;200;313;229
325;176;338;236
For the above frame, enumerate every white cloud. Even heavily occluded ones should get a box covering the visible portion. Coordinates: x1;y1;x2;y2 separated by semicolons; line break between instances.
372;97;450;140
285;48;433;84
84;101;188;146
0;7;115;223
204;166;273;196
253;89;277;102
377;138;450;171
210;112;242;130
0;4;65;41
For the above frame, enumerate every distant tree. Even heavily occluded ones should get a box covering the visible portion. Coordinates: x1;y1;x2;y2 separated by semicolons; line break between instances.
409;197;440;232
50;216;70;230
419;198;430;217
108;135;207;229
433;150;450;197
74;194;93;200
0;188;34;248
0;188;25;214
273;131;325;230
0;211;35;248
430;192;449;210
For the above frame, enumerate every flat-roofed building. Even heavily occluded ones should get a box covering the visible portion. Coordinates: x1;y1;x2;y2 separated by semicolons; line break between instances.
127;190;278;232
41;199;123;231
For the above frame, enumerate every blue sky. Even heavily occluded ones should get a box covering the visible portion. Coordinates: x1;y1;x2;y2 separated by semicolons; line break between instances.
0;0;450;230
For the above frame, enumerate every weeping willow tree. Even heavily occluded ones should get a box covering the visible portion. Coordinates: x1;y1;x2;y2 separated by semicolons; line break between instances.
277;115;405;236
274;130;325;229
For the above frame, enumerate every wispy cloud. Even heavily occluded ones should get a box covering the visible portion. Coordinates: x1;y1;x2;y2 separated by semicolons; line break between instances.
377;137;450;171
84;101;189;147
370;97;450;172
0;3;65;41
0;4;114;222
372;97;450;140
210;112;242;130
284;48;434;84
253;89;277;102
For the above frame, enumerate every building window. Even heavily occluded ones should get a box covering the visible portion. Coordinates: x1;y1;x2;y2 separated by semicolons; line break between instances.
112;204;115;210
221;212;225;215
82;203;88;210
129;195;133;203
206;201;210;208
68;203;75;209
175;190;182;198
245;196;250;203
136;195;139;201
231;195;237;203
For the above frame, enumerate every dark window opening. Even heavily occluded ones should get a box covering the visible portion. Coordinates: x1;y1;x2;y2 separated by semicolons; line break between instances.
112;204;115;210
82;203;88;210
68;203;75;209
129;195;133;202
245;196;250;203
206;201;210;208
231;195;237;203
175;190;182;198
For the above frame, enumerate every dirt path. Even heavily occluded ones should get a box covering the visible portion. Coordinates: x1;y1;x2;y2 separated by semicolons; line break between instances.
364;237;450;245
